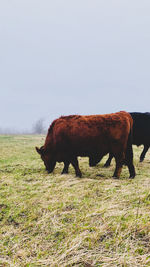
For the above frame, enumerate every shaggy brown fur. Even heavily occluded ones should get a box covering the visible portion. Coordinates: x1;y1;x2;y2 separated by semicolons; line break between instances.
36;111;135;178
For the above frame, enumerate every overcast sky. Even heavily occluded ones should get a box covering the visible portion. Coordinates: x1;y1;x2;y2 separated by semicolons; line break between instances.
1;0;150;131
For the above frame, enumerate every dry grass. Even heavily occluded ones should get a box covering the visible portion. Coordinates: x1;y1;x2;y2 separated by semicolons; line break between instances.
0;135;150;267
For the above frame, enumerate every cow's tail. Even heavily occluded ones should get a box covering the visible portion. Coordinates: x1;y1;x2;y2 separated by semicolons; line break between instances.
125;117;136;178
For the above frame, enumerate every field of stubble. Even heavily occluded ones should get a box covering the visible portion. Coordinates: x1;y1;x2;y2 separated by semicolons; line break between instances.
0;135;150;267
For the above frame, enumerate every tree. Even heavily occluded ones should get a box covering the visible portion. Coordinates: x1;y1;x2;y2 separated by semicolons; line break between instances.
33;118;45;134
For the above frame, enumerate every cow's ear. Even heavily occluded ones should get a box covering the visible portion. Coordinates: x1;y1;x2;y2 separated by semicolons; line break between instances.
36;146;42;155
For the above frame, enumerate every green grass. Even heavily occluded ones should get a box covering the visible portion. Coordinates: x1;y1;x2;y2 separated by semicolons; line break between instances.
0;135;150;266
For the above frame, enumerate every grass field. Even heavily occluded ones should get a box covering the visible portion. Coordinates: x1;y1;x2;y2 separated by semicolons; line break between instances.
0;135;150;267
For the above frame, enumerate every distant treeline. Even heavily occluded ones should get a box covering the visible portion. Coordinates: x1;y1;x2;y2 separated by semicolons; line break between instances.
0;118;46;135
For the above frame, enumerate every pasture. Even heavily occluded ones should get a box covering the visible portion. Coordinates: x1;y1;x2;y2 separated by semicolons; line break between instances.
0;135;150;267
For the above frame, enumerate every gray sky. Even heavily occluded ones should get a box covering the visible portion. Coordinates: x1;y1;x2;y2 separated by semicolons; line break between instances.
1;0;150;131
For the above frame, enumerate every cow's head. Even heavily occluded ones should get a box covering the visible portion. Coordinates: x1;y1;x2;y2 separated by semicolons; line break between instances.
35;146;56;173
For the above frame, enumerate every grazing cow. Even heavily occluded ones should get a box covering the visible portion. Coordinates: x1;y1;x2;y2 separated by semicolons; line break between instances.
98;112;150;167
36;111;135;178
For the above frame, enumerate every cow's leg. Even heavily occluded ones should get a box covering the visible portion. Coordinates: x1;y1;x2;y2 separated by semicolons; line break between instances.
103;153;113;167
125;144;136;178
89;154;103;167
140;145;149;162
70;157;82;178
112;157;123;179
61;161;70;174
127;163;136;178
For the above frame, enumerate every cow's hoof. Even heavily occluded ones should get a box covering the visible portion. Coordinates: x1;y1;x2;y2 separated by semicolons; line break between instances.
47;170;53;174
129;174;136;179
112;176;119;179
76;173;82;178
103;164;110;168
61;171;68;174
89;163;97;167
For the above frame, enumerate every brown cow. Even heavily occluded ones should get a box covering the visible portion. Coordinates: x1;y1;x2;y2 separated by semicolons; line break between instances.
36;111;136;178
